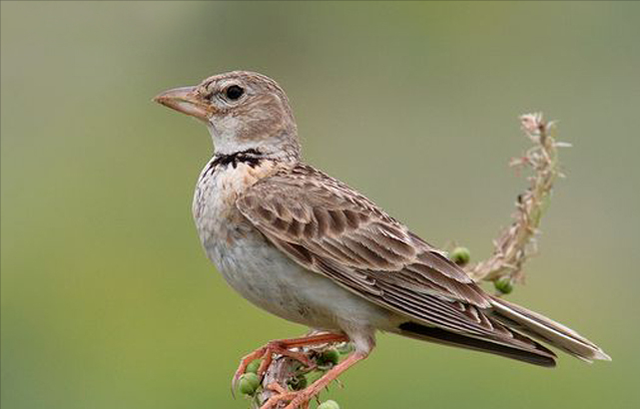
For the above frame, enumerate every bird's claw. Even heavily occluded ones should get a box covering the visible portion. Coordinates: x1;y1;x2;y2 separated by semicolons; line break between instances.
260;383;311;409
231;341;315;396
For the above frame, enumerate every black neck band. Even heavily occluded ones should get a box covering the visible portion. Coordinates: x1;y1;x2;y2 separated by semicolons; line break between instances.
211;148;264;169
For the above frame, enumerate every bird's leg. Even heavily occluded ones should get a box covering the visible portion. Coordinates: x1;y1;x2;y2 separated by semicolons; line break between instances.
260;383;305;409
232;332;349;392
260;350;369;409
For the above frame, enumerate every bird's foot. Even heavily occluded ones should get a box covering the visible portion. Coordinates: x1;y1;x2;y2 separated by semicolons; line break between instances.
232;333;349;394
231;342;313;393
259;350;368;409
259;383;310;409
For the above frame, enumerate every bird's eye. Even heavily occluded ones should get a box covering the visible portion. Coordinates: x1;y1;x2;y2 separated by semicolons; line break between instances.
225;85;244;101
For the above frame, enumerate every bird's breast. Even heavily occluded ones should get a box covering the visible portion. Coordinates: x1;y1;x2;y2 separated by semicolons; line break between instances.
192;157;275;248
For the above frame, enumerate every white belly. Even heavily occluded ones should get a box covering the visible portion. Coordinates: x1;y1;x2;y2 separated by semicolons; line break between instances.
206;231;392;330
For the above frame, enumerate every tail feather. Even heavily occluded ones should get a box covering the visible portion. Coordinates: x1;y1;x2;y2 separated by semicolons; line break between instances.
489;296;611;362
398;322;557;367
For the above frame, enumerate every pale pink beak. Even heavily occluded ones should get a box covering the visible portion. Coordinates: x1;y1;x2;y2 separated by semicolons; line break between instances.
153;86;211;121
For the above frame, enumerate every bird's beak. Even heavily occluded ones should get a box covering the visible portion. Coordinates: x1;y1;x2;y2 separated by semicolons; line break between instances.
153;86;210;121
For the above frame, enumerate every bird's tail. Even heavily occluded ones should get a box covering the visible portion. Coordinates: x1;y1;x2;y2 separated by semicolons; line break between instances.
489;296;611;363
397;321;558;367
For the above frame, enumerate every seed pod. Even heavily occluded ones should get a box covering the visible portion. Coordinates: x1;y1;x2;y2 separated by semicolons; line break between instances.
245;359;261;374
317;348;340;366
288;374;308;391
318;400;340;409
450;247;471;266
494;276;514;294
238;373;260;396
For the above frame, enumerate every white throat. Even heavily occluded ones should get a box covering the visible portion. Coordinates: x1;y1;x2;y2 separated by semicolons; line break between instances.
206;117;250;155
206;118;300;162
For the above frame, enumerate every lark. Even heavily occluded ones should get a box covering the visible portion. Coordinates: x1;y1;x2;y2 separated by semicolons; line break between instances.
155;71;609;409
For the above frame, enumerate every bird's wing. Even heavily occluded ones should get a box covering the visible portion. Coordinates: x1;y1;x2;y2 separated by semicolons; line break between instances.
236;164;526;340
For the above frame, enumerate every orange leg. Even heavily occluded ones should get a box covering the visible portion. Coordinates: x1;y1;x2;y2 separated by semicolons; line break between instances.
232;332;349;392
260;350;370;409
262;383;309;409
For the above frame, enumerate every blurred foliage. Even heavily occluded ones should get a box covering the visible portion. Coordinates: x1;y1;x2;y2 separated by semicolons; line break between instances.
2;2;639;409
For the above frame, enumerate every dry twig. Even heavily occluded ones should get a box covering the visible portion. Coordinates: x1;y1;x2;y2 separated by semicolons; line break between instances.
465;113;567;291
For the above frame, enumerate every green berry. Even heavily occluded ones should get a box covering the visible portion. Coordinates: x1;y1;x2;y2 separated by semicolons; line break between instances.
494;277;514;294
317;348;340;366
318;400;340;409
288;374;308;391
238;373;260;396
450;247;471;266
245;359;261;374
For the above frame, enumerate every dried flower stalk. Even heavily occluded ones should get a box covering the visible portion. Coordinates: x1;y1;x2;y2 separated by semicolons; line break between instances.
466;113;567;288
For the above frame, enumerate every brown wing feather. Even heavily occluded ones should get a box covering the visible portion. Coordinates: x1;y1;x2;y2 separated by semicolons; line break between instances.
237;164;510;338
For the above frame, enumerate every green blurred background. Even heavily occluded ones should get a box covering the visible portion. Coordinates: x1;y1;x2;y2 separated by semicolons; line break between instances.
2;2;639;408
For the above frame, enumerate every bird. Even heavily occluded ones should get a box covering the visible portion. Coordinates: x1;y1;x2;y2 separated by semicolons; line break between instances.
154;71;610;409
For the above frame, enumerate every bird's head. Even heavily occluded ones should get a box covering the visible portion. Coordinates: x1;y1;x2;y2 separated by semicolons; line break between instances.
154;71;300;160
